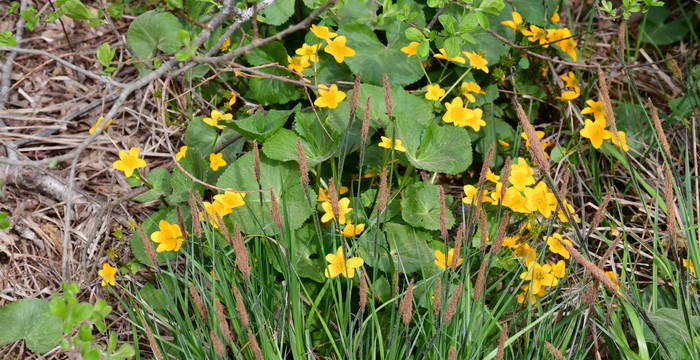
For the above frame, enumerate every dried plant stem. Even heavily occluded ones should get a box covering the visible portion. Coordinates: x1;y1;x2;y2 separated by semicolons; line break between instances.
399;280;415;326
188;283;208;321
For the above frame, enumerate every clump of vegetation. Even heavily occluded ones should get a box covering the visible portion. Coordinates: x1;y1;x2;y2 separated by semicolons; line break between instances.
0;0;698;358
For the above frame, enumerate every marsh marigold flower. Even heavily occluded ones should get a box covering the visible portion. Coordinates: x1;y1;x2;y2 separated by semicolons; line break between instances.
203;110;232;130
209;152;227;171
462;184;479;204
151;220;184;252
310;24;337;40
434;248;463;270
98;263;117;286
442;97;485;131
551;7;561;23
113;147;146;177
581;99;606;122
201;200;232;228
213;191;246;210
557;201;580;223
401;41;419;57
220;39;231;52
463;51;489;73
287;55;311;73
509;157;535;191
324;246;363;278
524;181;558;218
610;131;630;152
433;48;465;64
503;186;530;213
318;185;349;202
520;262;558;294
580;118;613;149
341;222;365;237
378;136;407;152
89;116;112;134
517;283;547;305
683;258;696;274
321;198;352;224
314;84;346;109
521;25;547;46
500;11;523;30
295;43;321;63
547;28;577;61
460;82;485;103
545;233;572;259
605;271;620;289
324;36;356;63
425;84;445;101
175;146;188;161
551;260;566;278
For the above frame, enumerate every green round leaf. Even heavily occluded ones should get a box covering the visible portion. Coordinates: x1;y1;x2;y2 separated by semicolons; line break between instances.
126;10;184;59
397;117;473;175
0;298;62;354
401;182;455;231
216;152;315;235
338;23;423;86
360;223;434;273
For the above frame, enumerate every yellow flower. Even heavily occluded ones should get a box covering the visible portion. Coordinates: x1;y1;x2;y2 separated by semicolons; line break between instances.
605;271;620;289
227;92;237;107
580;118;613;149
521;25;548;46
434;248;463;270
175;146;188;161
287;55;311;73
557;201;580;223
433;48;466;64
89;116;112;134
502;235;521;249
517;283;547;305
425;84;446;101
509;157;535;191
524;181;558;218
203;110;232;130
220;39;231;52
683;258;696;274
340;222;365;237
463;51;489;73
314;84;347;109
502;186;530;213
520;131;545;147
520;262;558;294
581;99;606;122
201;200;232;228
212;191;246;210
295;43;321;62
401;41;420;57
317;185;349;202
310;24;337;40
560;71;577;88
324;36;356;63
98;263;117;286
460;81;485;103
462;184;479;204
498;139;510;147
547;28;577;61
324;246;363;278
378;136;407;152
557;86;580;101
321;197;352;224
486;168;500;183
500;11;523;30
551;7;561;23
610;131;630;152
442;97;486;131
150;220;184;252
551;260;566;278
113;147;147;178
209;152;227;171
545;233;572;259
